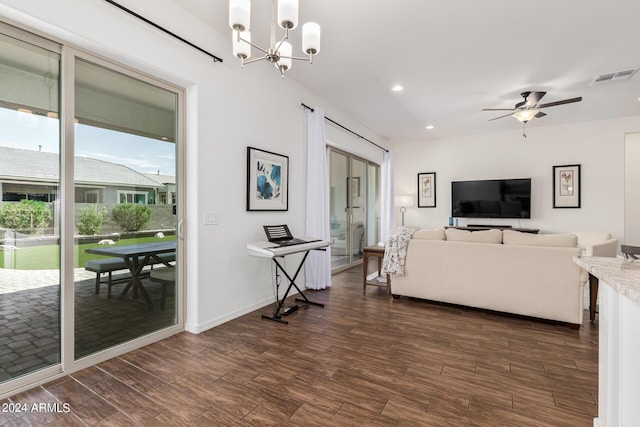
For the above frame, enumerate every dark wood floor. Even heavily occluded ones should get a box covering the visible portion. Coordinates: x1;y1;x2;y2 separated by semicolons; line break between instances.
1;266;598;426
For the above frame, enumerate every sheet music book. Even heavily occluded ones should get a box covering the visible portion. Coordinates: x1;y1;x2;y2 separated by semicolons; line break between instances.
263;225;319;247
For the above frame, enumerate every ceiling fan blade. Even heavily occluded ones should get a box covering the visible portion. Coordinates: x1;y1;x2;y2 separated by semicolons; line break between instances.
535;111;547;118
524;91;547;106
488;112;514;121
538;96;582;108
482;108;516;111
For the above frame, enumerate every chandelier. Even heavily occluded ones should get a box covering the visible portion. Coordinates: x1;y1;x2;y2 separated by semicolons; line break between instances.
228;0;321;77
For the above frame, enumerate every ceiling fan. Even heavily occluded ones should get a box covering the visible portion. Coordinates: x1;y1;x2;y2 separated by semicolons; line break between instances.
482;91;582;137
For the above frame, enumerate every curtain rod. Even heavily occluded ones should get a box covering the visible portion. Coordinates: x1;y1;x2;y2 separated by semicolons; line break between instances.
104;0;223;63
301;103;388;153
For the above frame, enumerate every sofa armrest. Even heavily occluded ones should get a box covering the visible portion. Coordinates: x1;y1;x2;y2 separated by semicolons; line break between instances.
585;239;618;257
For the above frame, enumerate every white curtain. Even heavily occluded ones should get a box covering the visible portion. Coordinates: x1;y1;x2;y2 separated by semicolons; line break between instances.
379;149;395;244
305;107;332;289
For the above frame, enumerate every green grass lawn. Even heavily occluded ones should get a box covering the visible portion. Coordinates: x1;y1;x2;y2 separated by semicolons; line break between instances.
0;235;176;270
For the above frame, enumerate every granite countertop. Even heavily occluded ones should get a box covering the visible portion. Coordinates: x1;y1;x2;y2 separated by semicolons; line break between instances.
574;256;640;305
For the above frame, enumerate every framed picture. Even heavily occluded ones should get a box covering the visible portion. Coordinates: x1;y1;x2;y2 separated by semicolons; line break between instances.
417;172;436;208
346;176;361;208
553;164;581;208
351;177;361;198
246;147;289;211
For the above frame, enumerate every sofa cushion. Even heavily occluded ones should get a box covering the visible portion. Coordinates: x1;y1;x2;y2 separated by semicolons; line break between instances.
445;228;502;243
503;230;577;247
413;228;446;240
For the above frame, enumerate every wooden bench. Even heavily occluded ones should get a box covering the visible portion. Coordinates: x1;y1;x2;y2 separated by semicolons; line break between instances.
149;267;176;309
85;251;176;298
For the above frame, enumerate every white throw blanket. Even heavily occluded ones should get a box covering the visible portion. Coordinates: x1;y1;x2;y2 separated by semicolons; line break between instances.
381;226;417;276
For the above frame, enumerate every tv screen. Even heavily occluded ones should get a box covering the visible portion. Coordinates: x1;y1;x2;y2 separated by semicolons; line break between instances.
451;178;531;219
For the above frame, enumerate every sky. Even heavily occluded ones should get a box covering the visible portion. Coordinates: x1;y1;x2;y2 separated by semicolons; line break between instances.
0;108;176;176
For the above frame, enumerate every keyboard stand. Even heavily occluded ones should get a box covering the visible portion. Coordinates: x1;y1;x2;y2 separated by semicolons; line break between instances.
262;250;325;324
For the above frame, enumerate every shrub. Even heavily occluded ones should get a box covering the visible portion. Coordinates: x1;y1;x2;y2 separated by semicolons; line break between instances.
0;200;52;234
77;205;107;235
111;203;152;232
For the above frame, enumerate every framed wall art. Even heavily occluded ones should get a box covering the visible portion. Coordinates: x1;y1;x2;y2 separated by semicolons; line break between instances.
246;146;289;211
553;164;581;208
345;176;361;208
417;172;436;208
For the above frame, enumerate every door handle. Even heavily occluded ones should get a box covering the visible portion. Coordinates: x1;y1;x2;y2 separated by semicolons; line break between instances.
178;218;184;239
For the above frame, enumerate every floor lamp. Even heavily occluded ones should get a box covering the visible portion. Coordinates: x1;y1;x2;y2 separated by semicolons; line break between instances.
394;195;414;226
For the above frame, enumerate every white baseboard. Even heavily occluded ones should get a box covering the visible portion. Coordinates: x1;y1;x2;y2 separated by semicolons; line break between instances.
185;289;300;334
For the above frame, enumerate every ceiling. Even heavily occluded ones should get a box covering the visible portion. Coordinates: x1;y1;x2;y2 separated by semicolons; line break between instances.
172;0;640;142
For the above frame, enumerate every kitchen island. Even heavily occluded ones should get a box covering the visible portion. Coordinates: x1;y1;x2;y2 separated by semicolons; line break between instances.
574;256;640;427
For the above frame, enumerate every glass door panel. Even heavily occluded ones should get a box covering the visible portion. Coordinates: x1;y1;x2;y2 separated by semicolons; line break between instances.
350;159;366;262
73;58;178;359
0;32;61;383
330;151;350;270
366;163;380;247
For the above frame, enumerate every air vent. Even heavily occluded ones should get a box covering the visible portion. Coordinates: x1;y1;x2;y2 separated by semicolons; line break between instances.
590;68;638;85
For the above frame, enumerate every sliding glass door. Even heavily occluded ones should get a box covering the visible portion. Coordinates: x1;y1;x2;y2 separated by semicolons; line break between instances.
329;149;380;271
0;22;183;395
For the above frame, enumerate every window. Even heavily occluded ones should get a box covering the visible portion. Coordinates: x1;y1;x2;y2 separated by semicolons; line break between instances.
117;190;149;204
84;190;99;203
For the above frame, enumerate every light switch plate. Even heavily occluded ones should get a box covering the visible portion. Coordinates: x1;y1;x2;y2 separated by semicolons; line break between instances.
204;211;219;225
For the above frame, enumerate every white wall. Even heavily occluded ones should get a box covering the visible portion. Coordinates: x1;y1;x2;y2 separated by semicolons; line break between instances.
625;132;640;245
0;0;384;333
391;116;640;242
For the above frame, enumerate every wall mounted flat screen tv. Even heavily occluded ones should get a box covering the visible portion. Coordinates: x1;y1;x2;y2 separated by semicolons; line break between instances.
451;178;531;219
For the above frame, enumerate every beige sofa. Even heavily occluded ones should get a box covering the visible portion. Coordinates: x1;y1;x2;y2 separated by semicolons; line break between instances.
390;228;612;328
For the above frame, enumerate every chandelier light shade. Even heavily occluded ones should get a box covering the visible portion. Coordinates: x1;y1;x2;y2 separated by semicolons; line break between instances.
228;0;321;78
232;30;251;59
278;41;292;71
277;0;298;29
302;22;321;55
229;0;251;32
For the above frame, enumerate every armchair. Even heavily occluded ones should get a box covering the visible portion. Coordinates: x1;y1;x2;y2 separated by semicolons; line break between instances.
572;231;618;257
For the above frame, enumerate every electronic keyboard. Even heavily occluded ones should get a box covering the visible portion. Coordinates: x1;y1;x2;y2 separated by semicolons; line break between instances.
247;239;330;258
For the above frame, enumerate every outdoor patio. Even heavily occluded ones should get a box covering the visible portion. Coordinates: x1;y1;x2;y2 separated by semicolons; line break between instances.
0;268;175;382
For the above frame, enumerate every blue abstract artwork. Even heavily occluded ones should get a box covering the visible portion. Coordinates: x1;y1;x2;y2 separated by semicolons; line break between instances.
256;160;281;200
247;147;288;211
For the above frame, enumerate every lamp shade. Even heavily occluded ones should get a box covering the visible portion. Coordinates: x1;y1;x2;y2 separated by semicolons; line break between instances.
232;30;251;59
513;109;539;122
278;0;298;29
229;0;251;32
302;22;321;54
278;41;292;71
394;195;413;208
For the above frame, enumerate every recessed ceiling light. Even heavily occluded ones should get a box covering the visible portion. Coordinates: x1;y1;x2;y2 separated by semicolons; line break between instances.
425;125;434;130
391;85;404;92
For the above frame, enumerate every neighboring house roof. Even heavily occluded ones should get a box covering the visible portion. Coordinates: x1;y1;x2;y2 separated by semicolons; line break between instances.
0;146;163;188
143;173;176;186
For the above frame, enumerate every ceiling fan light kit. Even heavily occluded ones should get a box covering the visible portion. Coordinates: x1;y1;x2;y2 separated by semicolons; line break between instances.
512;109;539;123
482;91;583;137
228;0;321;78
